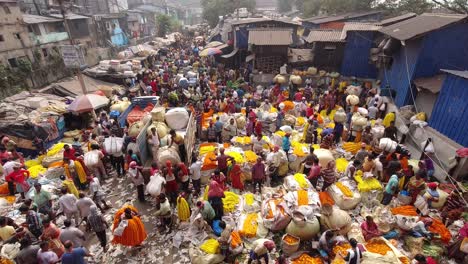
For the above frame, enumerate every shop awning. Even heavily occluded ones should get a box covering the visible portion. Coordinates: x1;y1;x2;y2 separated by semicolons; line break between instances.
221;48;239;58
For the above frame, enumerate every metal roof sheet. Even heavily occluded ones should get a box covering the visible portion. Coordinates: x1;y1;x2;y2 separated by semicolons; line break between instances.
22;14;62;24
49;13;90;20
441;69;468;79
340;22;382;39
379;13;468;41
378;13;417;26
305;30;344;43
231;17;300;26
248;29;293;45
304;11;381;24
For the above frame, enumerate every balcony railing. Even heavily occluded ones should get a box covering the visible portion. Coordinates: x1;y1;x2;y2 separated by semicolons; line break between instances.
29;32;69;45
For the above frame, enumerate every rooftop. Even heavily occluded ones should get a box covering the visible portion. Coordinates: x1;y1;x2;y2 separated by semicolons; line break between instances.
378;13;417;26
305;30;344;43
379;13;468;41
23;14;62;24
340;22;382;39
441;69;468;80
302;11;382;24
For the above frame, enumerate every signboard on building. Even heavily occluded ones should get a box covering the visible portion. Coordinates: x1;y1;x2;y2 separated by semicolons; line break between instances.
60;45;87;69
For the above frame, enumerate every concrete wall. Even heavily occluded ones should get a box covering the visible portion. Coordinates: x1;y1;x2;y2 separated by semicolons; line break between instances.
386;99;463;182
414;90;437;120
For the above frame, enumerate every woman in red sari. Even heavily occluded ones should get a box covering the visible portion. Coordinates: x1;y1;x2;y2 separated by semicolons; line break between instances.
229;160;244;191
164;160;178;205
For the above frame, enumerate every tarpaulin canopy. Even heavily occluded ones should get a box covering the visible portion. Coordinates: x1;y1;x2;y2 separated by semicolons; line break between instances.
67;94;110;113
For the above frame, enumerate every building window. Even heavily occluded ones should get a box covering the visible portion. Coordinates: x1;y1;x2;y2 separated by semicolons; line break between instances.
42;48;48;57
8;58;18;67
0;35;4;42
14;33;21;40
3;5;11;14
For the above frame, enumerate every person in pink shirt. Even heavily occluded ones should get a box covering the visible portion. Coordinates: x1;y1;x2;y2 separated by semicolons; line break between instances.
208;179;224;219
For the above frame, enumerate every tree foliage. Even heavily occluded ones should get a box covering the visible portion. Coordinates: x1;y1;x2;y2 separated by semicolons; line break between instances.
277;0;293;13
430;0;468;14
156;14;181;37
300;0;436;18
201;0;256;28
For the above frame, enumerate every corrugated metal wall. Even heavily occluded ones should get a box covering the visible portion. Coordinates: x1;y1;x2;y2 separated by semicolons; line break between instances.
235;27;249;49
414;23;468;78
341;31;378;79
380;38;422;106
429;74;468;147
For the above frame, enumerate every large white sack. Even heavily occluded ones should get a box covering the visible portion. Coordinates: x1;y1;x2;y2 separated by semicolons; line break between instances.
156;146;181;168
346;95;359;105
346;85;362;96
279;125;293;134
283;174;311;192
314;149;334;168
189;246;224;264
84;150;99;167
422;188;448;209
334;108;347;123
148;122;169;138
151;107;166;122
347;223;365;244
371;125;385;140
285;206;320;240
103;136;123;155
320;205;352;235
146;173;166;197
328;182;362;210
261;198;291;231
379;138;398;152
236;116;246;129
128;121;144;137
165;108;189;130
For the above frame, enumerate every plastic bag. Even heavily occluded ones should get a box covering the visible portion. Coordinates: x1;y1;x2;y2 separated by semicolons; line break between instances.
84;151;99;167
146;173;166;197
103;137;123;155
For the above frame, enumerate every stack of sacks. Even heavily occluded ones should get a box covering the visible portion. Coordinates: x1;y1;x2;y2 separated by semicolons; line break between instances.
155;146;181;169
260;197;291;231
327;179;362;210
63;130;81;144
110;98;131;113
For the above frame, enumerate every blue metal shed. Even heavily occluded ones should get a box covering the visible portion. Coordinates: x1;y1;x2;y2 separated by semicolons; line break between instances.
429;70;468;147
341;31;379;78
379;14;468;106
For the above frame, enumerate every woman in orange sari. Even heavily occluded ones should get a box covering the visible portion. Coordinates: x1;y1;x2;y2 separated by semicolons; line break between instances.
112;204;147;247
40;218;64;257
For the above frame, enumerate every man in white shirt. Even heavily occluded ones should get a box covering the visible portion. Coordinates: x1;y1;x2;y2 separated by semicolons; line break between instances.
128;161;145;202
251;134;269;155
88;175;110;212
373;156;384;181
76;192;97;226
260;99;272;112
149;127;160;163
189;157;202;195
368;103;379;120
58;188;80;226
223;119;237;140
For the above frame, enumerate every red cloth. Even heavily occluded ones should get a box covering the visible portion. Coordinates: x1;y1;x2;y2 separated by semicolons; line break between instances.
426;257;437;264
166;180;178;193
251;162;266;181
294;92;303;102
456;148;468;157
7;169;29;186
254;121;262;135
230;164;243;190
63;149;76;160
208;180;224;198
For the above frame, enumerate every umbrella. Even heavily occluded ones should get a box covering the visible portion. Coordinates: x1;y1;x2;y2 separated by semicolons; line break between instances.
205;41;224;48
67;94;110;113
199;47;222;57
